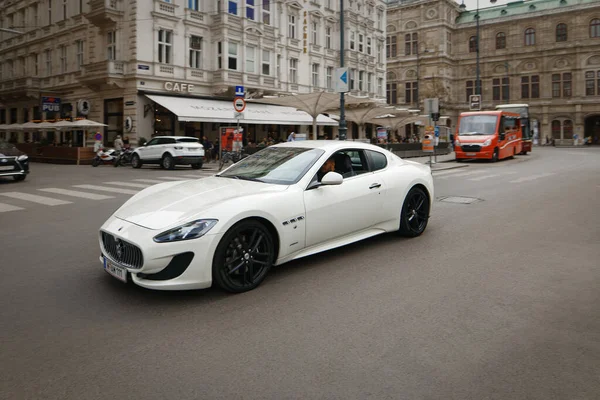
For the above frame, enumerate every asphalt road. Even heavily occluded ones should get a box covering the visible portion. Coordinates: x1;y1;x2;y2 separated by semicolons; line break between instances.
1;147;599;400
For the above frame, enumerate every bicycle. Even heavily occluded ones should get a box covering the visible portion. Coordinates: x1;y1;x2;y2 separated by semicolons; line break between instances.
218;150;242;171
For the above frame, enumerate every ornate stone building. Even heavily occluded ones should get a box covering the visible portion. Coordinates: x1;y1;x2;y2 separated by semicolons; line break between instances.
386;0;600;143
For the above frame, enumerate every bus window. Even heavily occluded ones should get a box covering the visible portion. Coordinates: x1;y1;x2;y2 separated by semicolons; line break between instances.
501;116;518;131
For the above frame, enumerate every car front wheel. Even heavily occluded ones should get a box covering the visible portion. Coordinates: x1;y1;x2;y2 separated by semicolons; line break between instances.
131;154;142;169
212;220;275;293
398;186;430;237
162;154;175;170
13;175;26;182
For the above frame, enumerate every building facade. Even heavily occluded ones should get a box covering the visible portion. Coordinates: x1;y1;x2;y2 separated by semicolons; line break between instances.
0;0;387;146
386;0;600;143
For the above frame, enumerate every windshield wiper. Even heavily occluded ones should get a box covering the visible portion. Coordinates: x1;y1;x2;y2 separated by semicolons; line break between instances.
221;175;264;182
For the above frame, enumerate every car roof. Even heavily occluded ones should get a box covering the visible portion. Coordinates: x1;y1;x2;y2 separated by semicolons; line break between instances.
153;136;199;140
272;140;384;152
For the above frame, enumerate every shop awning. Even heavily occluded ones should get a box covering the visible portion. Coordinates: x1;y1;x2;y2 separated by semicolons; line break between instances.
145;95;339;126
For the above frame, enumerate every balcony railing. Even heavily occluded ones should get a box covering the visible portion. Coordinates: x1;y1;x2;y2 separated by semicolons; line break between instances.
79;60;125;84
86;0;124;26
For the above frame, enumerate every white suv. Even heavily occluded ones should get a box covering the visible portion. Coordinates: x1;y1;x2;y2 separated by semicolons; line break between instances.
131;136;205;170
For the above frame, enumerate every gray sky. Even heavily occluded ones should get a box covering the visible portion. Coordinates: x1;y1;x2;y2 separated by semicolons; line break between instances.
454;0;512;10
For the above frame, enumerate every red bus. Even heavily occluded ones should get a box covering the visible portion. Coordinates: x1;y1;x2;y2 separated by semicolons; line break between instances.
495;104;532;154
455;110;523;162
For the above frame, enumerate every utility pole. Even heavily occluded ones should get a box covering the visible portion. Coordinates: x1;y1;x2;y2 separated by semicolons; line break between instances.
338;0;347;140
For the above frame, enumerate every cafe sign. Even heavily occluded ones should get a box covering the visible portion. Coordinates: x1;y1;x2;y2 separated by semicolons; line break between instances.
164;81;195;93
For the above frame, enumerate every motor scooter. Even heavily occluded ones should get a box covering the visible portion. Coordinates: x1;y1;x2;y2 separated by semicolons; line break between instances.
92;148;118;167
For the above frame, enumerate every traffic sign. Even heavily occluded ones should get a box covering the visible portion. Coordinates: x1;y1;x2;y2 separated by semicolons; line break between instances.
234;111;244;120
434;126;440;137
235;86;244;97
335;67;349;93
469;94;481;111
233;97;246;112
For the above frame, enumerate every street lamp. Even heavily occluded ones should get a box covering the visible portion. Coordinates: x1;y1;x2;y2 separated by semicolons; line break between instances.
338;0;347;140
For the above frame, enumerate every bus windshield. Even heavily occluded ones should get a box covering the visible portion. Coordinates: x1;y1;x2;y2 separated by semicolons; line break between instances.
458;115;498;135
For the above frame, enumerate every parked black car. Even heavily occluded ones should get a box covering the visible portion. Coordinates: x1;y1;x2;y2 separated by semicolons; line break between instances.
0;141;30;182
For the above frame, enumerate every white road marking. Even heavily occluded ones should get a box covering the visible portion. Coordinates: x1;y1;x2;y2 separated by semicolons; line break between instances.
435;170;487;180
133;179;166;184
73;185;139;195
0;192;72;206
180;174;207;178
0;202;24;212
509;173;555;183
38;188;114;200
157;176;189;180
104;181;151;189
432;169;469;176
468;172;517;181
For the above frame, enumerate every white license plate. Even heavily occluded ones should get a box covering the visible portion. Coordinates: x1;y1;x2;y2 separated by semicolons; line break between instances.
104;257;127;283
466;153;476;156
0;165;14;171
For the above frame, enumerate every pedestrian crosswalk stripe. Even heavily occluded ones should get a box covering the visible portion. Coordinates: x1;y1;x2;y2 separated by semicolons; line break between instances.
157;176;189;180
509;173;555;183
434;170;487;180
133;179;167;184
0;202;24;213
0;191;72;206
105;181;151;189
73;185;139;195
432;169;469;176
39;188;115;200
468;172;517;181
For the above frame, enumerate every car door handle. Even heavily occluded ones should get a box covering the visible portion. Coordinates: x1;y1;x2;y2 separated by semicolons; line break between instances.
369;183;381;189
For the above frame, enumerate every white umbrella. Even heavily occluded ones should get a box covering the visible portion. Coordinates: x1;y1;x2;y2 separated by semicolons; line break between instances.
21;122;43;130
69;119;108;128
250;92;379;138
0;123;23;131
51;120;78;130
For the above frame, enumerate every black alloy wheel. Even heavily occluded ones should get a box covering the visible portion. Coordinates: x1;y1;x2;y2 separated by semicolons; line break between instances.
131;154;142;169
213;220;275;293
92;158;100;167
491;148;499;163
399;186;430;237
162;154;175;170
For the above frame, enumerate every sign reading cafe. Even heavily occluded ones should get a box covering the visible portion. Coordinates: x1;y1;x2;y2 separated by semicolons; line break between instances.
164;82;195;93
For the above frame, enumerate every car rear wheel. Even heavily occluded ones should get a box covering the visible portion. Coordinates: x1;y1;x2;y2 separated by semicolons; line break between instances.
13;175;26;181
398;186;430;237
213;220;275;293
162;154;175;170
131;154;142;169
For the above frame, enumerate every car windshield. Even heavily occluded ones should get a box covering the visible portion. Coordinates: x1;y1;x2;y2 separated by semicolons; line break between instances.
176;138;199;143
218;146;325;185
458;115;498;135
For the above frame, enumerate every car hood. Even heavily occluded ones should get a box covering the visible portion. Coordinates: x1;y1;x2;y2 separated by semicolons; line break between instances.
456;134;494;144
114;177;288;230
0;147;23;157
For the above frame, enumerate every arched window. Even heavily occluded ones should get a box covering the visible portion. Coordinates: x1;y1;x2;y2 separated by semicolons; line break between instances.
525;28;535;46
469;36;477;53
496;32;506;49
563;120;573;138
591;19;600;38
551;120;561;139
556;23;567;42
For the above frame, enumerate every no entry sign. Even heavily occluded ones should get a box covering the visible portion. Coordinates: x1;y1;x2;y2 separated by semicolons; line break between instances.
233;97;246;112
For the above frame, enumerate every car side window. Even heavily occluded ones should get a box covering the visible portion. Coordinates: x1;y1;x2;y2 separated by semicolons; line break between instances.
158;138;175;145
367;150;388;172
145;138;159;146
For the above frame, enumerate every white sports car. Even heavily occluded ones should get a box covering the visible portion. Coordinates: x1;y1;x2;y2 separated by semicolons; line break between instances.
98;141;434;293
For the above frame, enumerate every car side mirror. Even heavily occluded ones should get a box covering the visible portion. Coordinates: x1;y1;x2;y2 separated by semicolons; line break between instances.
499;133;506;141
321;172;343;186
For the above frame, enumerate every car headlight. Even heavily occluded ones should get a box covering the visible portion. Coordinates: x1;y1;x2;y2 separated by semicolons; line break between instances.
455;139;460;146
17;155;28;161
153;219;218;243
483;139;492;147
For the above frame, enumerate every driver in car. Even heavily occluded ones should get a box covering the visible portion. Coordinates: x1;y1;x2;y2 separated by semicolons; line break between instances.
317;157;336;182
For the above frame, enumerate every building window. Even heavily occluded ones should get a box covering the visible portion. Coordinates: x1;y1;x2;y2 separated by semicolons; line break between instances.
32;4;38;26
189;36;202;69
312;22;318;45
228;42;238;70
262;50;270;75
217;42;222;69
246;46;255;73
469;36;477;53
386;83;397;104
229;0;238;15
447;32;452;54
48;0;52;24
564;120;573;138
44;49;52;76
62;0;67;19
492;78;509;101
367;37;372;55
288;15;296;38
59;45;67;73
76;40;84;70
496;32;506;49
377;43;382;63
465;80;474;102
262;0;270;25
326;66;333;89
368;73;373;93
590;18;600;38
552;73;572;98
6;60;13;79
585;70;600;96
246;0;255;20
188;0;199;11
289;58;298;83
378;78;383;97
556;23;567;42
551;120;561;139
107;31;116;60
386;35;396;58
405;33;417;55
358;34;364;52
158;30;172;64
326;27;332;49
405;81;418;103
524;28;535;46
358;71;364;91
350;31;355;50
350;69;355;90
32;53;39;76
521;75;540;99
312;63;319;87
